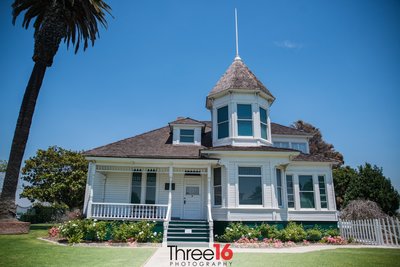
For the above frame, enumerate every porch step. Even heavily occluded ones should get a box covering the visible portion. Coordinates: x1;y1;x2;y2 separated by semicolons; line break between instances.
167;220;210;243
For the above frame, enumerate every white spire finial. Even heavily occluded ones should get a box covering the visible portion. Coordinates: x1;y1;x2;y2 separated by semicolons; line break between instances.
234;8;241;60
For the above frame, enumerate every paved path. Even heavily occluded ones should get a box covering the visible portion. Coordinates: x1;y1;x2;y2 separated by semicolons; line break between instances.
143;245;399;267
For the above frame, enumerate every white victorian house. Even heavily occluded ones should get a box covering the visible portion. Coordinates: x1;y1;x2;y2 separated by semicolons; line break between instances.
83;56;338;245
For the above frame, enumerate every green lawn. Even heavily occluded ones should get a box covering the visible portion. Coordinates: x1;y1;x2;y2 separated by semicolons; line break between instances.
233;248;400;267
0;224;155;267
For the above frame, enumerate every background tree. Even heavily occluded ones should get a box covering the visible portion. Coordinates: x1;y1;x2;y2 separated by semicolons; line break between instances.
20;146;88;210
0;0;111;220
292;120;344;165
0;160;7;172
333;166;358;210
343;163;400;215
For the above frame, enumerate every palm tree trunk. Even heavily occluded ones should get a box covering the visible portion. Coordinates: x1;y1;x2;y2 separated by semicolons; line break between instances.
0;62;47;220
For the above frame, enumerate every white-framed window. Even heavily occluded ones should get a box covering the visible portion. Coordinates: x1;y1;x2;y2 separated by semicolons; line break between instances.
180;129;194;143
274;142;290;148
131;172;142;204
237;104;253;136
238;166;262;205
145;172;156;204
286;175;295;208
131;172;156;204
292;142;307;153
213;168;222;206
276;169;283;208
299;175;315;208
259;107;268;139
217;106;229;139
318;175;328;209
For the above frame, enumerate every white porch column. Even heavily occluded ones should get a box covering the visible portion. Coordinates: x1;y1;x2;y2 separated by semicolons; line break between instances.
86;162;96;218
163;165;173;246
207;165;214;245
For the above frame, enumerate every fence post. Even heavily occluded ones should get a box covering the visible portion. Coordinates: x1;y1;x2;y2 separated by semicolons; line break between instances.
391;217;398;246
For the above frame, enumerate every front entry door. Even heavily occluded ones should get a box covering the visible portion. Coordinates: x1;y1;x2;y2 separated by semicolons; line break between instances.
183;177;202;220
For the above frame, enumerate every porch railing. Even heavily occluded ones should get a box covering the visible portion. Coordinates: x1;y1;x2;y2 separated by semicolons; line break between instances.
90;202;168;220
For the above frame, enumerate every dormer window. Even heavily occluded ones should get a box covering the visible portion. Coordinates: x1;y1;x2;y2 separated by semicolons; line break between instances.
260;107;268;139
180;129;194;143
217;106;229;139
237;104;253;136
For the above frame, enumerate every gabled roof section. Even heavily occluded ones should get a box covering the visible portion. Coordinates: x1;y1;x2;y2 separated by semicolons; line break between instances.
271;123;311;137
168;117;206;126
207;59;275;108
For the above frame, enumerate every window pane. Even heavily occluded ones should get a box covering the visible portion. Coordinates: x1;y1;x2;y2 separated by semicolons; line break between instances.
218;121;229;139
318;175;327;209
145;173;156;204
300;192;315;208
277;190;282;207
186;186;200;195
292;143;307;153
180;129;194;135
276;169;282;186
238;121;253;136
214;186;222;205
274;142;290;148
217;106;228;123
181;136;194;143
286;175;294;208
239;176;262;205
239;167;261;176
131;173;142;204
299;175;313;191
237;104;252;119
261;124;267;139
259;107;267;123
213;168;221;186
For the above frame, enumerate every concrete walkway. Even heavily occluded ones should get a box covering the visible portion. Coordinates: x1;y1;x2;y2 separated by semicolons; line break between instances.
143;245;399;267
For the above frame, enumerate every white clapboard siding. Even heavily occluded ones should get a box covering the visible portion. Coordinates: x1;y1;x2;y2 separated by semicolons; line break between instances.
104;172;131;203
339;218;400;246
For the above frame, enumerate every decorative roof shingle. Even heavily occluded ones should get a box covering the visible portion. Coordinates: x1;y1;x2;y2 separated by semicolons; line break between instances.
206;59;275;108
84;120;326;162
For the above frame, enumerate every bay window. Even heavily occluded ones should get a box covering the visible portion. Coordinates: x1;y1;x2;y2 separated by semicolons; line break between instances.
286;175;295;208
237;104;253;136
299;175;315;208
217;106;229;139
260;107;268;139
318;175;328;209
238;167;262;205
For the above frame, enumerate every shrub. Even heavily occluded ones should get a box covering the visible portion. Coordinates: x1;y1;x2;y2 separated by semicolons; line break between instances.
306;228;323;242
20;204;66;223
59;220;85;244
217;223;258;242
321;236;347;245
257;223;281;239
323;227;339;237
340;200;386;220
48;226;60;238
280;222;306;242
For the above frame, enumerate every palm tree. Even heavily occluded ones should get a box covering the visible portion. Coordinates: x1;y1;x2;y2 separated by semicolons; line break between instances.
0;0;111;221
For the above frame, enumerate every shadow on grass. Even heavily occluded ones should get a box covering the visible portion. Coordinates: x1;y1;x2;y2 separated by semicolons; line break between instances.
29;224;53;231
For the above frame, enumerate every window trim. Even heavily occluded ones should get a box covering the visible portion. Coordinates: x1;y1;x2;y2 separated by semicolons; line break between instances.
286;174;295;209
276;168;283;208
213;167;222;206
318;175;328;209
237;166;263;206
180;129;195;143
237;104;254;137
298;175;316;209
217;105;229;139
259;107;268;140
130;172;157;204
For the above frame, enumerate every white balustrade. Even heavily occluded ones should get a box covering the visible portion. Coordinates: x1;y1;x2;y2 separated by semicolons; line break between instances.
90;202;168;220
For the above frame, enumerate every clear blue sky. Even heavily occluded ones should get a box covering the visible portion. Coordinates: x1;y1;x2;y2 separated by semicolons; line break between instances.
0;0;399;192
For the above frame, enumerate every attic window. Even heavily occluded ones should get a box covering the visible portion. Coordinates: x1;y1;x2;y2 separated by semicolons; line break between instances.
180;129;194;143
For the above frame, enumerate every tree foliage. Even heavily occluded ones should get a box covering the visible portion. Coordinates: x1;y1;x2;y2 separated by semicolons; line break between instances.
0;160;7;172
292;120;344;165
340;200;386;220
334;163;400;215
20;146;88;209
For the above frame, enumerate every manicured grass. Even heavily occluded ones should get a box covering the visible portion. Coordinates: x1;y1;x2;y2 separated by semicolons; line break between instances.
0;224;155;267
232;248;400;267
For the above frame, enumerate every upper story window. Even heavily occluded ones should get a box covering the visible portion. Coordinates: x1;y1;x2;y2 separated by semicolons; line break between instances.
217;106;229;139
274;142;290;148
292;142;307;153
260;107;268;139
237;104;253;136
180;129;194;143
238;167;262;205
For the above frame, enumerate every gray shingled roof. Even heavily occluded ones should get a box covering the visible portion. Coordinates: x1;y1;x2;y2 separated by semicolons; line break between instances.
169;117;205;126
84;119;318;160
206;59;275;108
270;123;311;136
292;153;338;163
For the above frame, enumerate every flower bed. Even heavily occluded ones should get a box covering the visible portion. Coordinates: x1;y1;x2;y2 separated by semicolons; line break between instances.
48;219;162;244
215;222;350;248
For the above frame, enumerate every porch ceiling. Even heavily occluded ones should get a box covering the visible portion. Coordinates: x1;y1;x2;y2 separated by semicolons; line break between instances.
95;165;209;174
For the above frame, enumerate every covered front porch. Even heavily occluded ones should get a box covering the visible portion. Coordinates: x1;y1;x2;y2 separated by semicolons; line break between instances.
82;158;218;244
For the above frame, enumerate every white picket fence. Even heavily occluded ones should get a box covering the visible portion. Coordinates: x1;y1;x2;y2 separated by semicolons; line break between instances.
339;217;400;246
